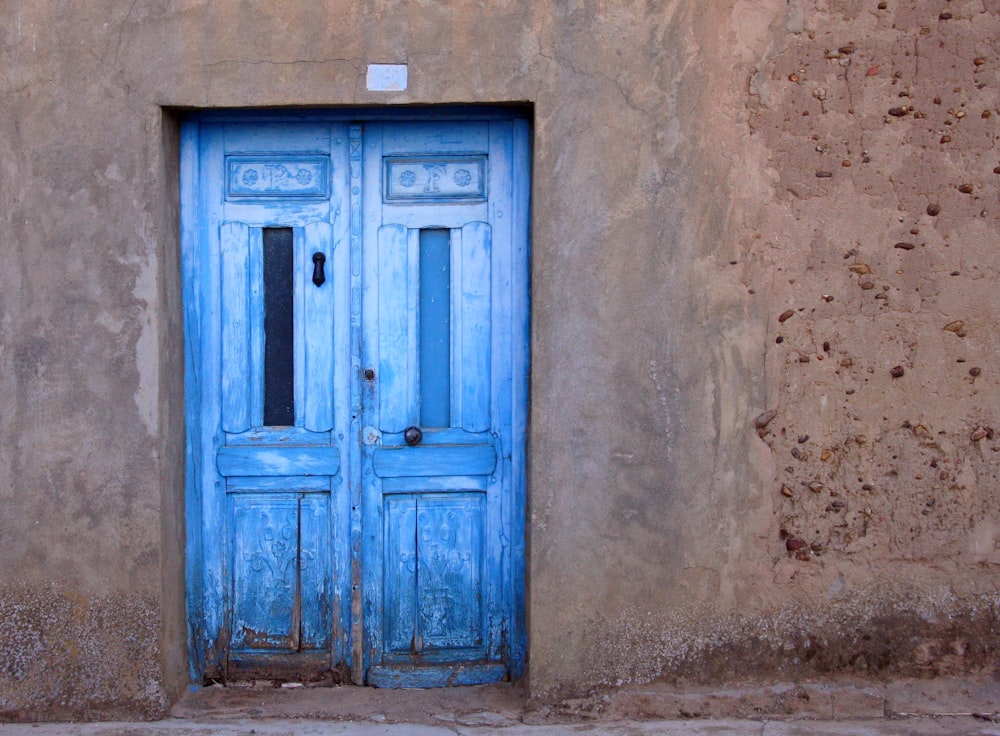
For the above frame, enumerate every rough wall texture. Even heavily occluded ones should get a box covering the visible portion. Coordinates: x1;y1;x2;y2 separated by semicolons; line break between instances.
0;0;998;719
545;0;1000;697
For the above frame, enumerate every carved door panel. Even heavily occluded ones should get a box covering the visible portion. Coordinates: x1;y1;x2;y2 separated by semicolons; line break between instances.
183;113;528;687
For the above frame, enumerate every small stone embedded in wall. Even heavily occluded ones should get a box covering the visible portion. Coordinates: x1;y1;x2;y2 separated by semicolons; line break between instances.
943;320;966;336
755;409;778;430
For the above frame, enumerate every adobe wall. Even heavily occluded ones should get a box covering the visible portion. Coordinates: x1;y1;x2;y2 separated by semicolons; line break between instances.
0;0;997;719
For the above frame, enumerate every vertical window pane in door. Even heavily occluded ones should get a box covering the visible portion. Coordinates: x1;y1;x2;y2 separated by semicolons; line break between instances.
263;227;295;426
419;229;451;428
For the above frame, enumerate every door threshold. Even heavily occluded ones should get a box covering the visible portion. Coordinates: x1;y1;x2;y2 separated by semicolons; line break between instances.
367;662;507;688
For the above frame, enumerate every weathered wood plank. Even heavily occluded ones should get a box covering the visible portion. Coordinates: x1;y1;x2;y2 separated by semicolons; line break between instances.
299;494;333;650
377;224;412;433
302;221;335;431
217;445;341;477
367;662;506;688
220;222;252;432
383;495;417;653
457;222;492;432
372;444;496;478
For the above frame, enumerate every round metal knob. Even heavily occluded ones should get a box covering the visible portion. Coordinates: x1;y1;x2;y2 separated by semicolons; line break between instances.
404;426;423;446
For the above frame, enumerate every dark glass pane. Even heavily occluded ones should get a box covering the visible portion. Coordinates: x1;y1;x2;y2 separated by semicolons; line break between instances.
263;228;294;426
419;229;451;428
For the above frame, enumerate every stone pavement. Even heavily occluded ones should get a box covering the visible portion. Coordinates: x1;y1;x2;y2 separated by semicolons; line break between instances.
1;677;999;735
2;716;1000;735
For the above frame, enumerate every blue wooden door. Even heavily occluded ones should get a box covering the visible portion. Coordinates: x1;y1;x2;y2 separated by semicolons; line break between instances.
182;113;528;686
360;121;528;686
183;121;354;681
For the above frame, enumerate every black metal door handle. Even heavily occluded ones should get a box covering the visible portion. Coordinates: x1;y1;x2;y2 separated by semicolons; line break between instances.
312;252;326;287
404;426;423;446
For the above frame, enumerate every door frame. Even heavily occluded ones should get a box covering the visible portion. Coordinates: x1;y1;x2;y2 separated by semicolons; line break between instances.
180;106;531;685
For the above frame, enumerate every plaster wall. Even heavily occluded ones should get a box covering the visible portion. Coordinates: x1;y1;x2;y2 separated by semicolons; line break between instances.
0;0;998;720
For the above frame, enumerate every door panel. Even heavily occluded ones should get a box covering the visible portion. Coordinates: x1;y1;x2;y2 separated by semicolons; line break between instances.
413;492;486;651
379;492;486;656
230;493;332;653
183;112;527;686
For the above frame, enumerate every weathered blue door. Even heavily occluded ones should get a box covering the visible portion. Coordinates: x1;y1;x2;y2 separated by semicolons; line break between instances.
359;121;528;686
182;112;528;686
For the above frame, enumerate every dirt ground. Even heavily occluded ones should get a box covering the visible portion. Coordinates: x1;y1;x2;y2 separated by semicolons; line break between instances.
169;676;1000;725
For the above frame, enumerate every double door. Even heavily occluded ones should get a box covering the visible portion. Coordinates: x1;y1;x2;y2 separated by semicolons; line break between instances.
182;114;528;686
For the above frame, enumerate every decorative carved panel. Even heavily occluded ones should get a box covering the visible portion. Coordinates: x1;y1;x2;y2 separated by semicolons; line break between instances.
226;156;330;199
384;156;487;203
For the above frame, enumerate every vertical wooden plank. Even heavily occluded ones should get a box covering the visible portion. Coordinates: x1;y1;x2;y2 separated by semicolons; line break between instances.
360;122;384;679
458;222;492;432
303;221;335;432
377;223;412;433
508;117;532;677
292;226;306;427
483;120;515;668
383;495;417;653
350;121;370;683
181;119;209;682
406;228;420;425
416;493;485;650
299;494;332;650
220;222;252;433
247;228;264;426
329;122;356;671
199;123;228;676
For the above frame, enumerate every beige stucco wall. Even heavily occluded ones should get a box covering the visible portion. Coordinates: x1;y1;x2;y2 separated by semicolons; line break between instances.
1;0;998;719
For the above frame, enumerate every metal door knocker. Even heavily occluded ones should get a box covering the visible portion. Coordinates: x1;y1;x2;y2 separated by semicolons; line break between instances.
312;252;326;287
